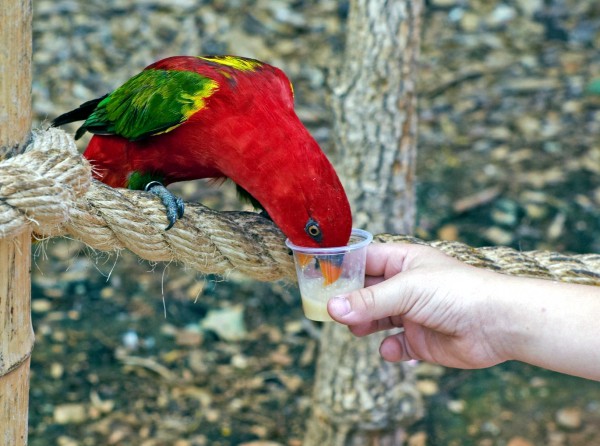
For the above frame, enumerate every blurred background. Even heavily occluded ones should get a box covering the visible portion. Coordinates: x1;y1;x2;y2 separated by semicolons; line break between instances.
30;0;600;445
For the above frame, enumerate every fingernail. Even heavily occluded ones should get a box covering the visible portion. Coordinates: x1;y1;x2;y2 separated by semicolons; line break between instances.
329;295;351;317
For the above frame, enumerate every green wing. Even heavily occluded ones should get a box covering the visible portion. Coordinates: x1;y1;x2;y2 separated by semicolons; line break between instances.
77;69;218;141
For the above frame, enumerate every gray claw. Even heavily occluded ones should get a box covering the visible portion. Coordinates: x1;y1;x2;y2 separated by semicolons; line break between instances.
145;181;185;230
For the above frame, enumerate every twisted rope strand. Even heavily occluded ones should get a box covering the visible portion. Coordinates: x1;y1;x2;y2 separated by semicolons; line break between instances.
376;235;600;286
0;128;91;238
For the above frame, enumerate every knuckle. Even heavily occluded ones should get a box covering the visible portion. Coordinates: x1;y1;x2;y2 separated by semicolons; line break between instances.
354;287;377;313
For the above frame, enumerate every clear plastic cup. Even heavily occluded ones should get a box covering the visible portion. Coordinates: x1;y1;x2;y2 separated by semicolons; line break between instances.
285;228;373;322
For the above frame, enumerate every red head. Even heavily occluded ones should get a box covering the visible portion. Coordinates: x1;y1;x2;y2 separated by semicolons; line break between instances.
203;62;353;251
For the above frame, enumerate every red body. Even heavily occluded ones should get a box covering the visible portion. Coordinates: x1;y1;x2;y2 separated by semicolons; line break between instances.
83;57;352;248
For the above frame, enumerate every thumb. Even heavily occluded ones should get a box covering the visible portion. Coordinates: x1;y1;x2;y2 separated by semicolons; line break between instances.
327;273;412;325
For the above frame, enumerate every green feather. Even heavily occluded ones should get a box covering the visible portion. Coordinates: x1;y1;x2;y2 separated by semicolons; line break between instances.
79;69;218;141
127;171;164;190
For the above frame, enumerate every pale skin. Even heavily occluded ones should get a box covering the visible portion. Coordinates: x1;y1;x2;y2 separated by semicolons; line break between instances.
327;243;600;381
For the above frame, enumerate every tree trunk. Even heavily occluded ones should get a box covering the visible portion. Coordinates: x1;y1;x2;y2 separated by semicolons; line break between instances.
0;1;34;445
304;0;423;444
331;0;421;236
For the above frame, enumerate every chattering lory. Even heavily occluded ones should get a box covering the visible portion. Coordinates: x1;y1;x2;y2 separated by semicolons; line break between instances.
52;55;352;283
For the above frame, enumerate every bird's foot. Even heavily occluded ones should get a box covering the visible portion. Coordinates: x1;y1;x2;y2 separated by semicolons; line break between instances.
145;181;185;230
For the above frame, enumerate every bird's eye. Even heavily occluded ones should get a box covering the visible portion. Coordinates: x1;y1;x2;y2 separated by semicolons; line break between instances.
305;219;322;242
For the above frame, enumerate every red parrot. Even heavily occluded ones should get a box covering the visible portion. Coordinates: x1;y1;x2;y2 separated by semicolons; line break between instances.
52;55;352;283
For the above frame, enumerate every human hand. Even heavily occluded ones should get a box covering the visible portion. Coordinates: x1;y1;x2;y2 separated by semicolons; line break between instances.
327;243;510;369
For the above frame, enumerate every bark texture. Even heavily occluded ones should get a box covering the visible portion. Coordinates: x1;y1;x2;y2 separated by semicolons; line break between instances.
304;1;423;444
0;0;33;157
0;1;34;445
330;0;421;235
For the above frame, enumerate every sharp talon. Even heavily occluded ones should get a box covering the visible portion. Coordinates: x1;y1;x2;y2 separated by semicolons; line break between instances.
176;197;185;219
165;214;177;231
145;181;185;230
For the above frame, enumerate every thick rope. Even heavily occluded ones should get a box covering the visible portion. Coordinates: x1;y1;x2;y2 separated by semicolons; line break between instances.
61;182;295;281
375;235;600;286
2;128;600;285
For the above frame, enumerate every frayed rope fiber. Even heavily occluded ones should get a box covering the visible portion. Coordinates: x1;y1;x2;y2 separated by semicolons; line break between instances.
2;128;600;285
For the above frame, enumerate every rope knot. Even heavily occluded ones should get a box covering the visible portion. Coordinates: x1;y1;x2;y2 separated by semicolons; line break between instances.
0;127;91;238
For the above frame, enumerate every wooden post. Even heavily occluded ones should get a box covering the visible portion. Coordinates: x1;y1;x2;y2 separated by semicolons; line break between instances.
0;1;34;445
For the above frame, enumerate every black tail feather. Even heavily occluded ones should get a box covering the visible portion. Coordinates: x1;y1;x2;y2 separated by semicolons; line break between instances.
51;94;108;139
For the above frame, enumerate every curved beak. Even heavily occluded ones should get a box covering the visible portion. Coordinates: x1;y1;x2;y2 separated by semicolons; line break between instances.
294;253;344;285
296;253;313;269
318;254;344;286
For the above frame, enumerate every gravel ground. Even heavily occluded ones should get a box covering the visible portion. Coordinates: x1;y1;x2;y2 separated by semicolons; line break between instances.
29;0;600;445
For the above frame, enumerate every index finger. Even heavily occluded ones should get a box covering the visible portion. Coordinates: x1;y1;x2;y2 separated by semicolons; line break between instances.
365;243;411;277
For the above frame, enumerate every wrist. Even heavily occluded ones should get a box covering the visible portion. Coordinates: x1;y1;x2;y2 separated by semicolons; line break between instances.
475;272;531;363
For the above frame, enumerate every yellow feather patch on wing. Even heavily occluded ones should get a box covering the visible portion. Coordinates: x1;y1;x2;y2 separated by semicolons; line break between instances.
152;79;219;136
179;82;219;119
198;55;264;72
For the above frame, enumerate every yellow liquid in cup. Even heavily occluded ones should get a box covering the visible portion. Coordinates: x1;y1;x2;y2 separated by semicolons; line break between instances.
299;276;364;321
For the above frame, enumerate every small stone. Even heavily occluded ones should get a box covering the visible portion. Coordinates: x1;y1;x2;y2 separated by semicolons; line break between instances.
460;12;480;32
414;362;445;377
515;115;541;138
231;354;249;369
547;213;566;240
515;0;542;16
57;436;79;446
529;376;547;388
186;281;205;300
481;421;501;436
416;379;438;396
438;224;459;241
488;126;512;140
524;203;547;220
160;324;178;337
200;305;247;341
53;403;87;424
100;287;114;299
90;391;114;414
32;298;52;313
188;350;209;374
507;437;534;446
121;330;139;351
547;431;567;445
408;431;427;446
49;240;82;260
175;329;203;347
448;8;464;23
269;345;293;367
505;78;560;93
430;0;459;7
239;442;283;446
484;226;514;245
562;100;582;114
284;320;303;334
556;407;582;430
491;199;519;226
447;399;466;413
488;4;516;26
279;374;303;392
50;362;64;379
